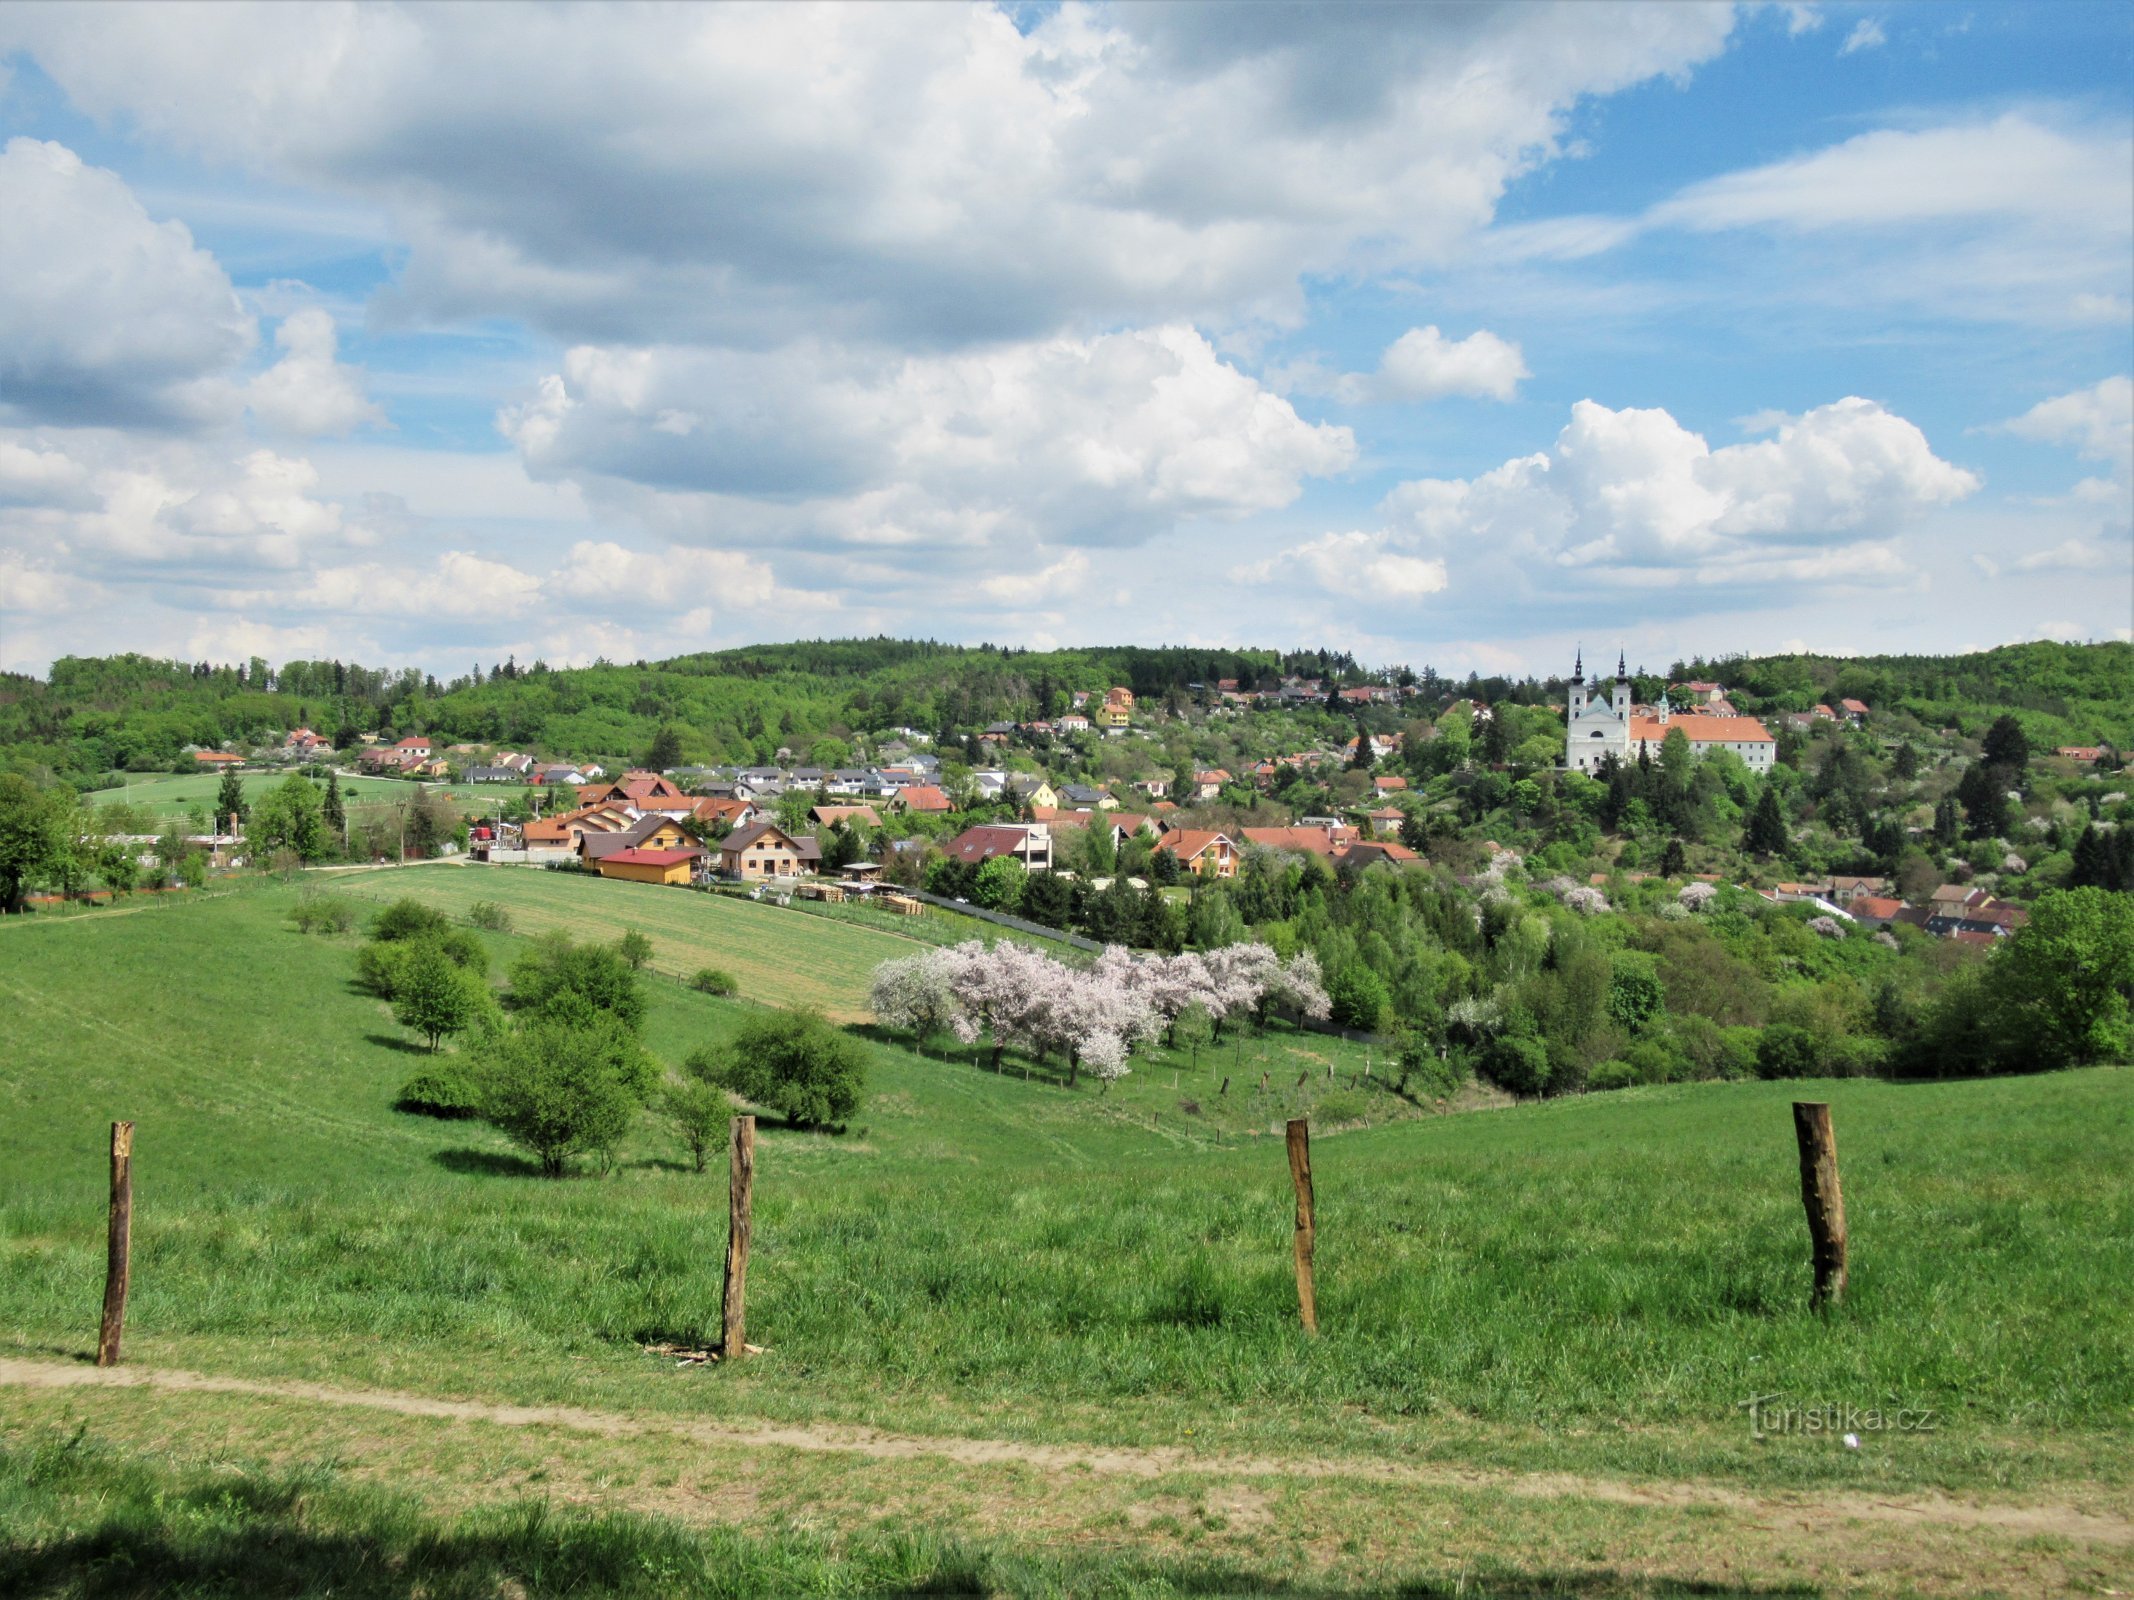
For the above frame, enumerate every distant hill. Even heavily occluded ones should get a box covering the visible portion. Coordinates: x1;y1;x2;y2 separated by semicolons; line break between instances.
3;636;2127;784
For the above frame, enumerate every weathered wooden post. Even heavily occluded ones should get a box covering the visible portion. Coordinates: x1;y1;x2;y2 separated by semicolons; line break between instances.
1792;1102;1847;1311
1286;1118;1318;1336
96;1121;134;1367
721;1115;756;1358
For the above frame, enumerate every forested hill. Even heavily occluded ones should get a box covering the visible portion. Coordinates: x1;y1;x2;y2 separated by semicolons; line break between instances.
2;636;2128;784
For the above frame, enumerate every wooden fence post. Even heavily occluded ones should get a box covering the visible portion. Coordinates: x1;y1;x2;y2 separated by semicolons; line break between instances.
1286;1118;1318;1336
1792;1102;1847;1312
721;1115;756;1358
96;1121;133;1367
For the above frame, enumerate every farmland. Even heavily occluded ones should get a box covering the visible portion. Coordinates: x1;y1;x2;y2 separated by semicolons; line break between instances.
1;879;2130;1594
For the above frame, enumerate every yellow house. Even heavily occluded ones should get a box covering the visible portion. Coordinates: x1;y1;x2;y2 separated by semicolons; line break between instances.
593;846;702;886
1095;686;1135;728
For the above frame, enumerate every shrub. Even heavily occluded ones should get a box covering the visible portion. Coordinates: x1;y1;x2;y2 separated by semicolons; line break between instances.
1588;1058;1641;1091
1755;1023;1822;1080
617;929;654;970
467;899;512;932
371;898;450;942
474;1014;660;1177
690;967;738;996
1479;1033;1550;1096
1326;963;1391;1032
1314;1088;1368;1123
660;1074;732;1172
508;933;646;1030
693;1007;865;1130
395;1065;483;1119
292;893;358;935
356;925;488;999
1397;1038;1468;1101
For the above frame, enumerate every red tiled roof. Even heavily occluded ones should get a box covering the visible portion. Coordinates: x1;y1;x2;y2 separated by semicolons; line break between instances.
896;785;952;811
945;826;1040;864
1155;829;1231;860
1629;713;1775;745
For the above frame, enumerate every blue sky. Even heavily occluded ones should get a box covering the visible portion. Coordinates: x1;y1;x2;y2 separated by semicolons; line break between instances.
0;1;2127;680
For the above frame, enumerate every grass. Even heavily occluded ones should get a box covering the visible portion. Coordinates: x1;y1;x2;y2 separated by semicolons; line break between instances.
1;880;2127;1494
87;772;511;826
10;1409;1957;1599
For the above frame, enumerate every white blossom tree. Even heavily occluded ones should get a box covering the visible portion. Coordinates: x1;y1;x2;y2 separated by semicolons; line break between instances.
869;951;964;1049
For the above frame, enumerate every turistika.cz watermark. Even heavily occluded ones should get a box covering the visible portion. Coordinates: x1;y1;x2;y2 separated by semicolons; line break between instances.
1739;1394;1939;1442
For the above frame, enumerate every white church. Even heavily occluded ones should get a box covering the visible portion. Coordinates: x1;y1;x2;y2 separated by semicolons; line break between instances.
1563;649;1775;774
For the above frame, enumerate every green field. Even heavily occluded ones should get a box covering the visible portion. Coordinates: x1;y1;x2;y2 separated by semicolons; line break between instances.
1;881;2129;1595
88;770;513;826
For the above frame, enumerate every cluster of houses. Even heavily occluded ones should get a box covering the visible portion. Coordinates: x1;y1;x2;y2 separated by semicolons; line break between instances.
1757;874;2030;944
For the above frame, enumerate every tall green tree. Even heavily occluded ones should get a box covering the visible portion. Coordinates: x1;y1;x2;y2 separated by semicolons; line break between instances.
643;725;686;772
393;939;490;1051
1743;785;1788;857
322;772;346;845
0;775;71;914
1981;715;2031;776
215;768;247;828
250;774;327;861
1988;888;2134;1068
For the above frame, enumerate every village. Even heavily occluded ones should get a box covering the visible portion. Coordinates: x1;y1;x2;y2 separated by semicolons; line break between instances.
164;656;2117;950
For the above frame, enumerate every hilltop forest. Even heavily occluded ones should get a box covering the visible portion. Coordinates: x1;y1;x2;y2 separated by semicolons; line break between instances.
3;637;2129;785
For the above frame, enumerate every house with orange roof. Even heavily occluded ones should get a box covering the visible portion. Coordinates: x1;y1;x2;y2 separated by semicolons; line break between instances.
1191;768;1232;800
810;804;883;831
892;784;952;814
1154;829;1237;878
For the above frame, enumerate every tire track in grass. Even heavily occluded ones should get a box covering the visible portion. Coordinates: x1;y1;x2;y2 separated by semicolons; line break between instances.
2;1357;2127;1546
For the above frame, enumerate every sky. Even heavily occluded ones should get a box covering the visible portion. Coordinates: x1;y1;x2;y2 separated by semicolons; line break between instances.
0;0;2128;682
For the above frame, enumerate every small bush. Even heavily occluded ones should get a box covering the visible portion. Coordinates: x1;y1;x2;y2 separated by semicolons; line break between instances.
690;967;738;995
1314;1088;1368;1123
395;1065;483;1119
1588;1058;1641;1092
468;899;512;932
692;1007;865;1130
292;893;358;935
1480;1033;1550;1096
372;898;451;942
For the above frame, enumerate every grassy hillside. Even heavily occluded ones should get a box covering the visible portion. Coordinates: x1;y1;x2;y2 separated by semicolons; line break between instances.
1;880;2127;1507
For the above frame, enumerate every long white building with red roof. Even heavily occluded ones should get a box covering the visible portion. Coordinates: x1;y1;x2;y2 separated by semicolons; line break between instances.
1563;650;1774;774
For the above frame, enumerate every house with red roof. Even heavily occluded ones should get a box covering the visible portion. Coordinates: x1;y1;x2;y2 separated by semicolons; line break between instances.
944;823;1053;871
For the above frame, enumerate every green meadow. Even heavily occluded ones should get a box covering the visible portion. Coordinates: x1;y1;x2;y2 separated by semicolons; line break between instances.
88;771;512;826
1;877;2129;1594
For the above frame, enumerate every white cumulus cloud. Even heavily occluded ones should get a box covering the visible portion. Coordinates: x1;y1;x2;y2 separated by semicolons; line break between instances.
0;138;252;428
1346;326;1529;403
246;310;385;437
2000;376;2134;476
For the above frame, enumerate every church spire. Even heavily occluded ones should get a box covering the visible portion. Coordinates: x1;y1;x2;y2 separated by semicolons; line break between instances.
1573;644;1583;684
1616;648;1628;681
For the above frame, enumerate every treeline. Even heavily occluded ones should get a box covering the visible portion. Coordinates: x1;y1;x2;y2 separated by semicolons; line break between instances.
5;638;2129;790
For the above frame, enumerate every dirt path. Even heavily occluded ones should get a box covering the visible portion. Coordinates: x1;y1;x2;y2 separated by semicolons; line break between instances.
4;1356;2126;1546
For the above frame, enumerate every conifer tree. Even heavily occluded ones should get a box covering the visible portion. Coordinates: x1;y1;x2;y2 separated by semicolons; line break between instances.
215;768;247;828
1744;785;1788;857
